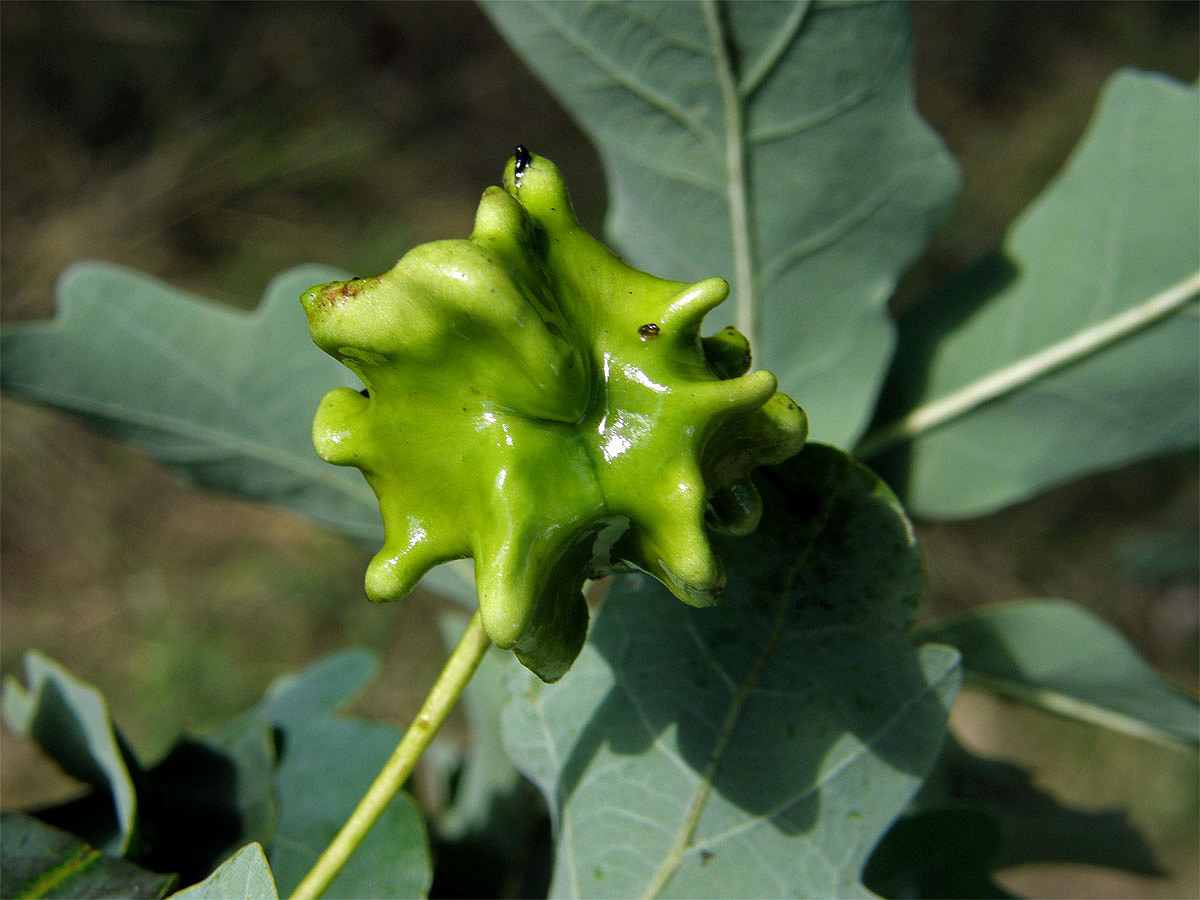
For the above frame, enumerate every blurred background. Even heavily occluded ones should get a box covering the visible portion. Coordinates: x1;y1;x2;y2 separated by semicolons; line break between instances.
2;3;1197;897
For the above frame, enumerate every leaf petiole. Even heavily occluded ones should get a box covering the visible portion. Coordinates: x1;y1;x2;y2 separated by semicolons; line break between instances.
290;610;492;900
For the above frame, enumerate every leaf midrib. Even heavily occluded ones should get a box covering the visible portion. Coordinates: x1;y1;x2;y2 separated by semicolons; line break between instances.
18;844;102;899
856;269;1200;459
702;0;757;346
639;464;847;899
963;671;1195;749
639;588;789;899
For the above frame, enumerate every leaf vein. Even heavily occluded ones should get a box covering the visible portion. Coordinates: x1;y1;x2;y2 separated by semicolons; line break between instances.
856;272;1200;458
738;1;812;101
7;384;376;507
747;24;903;144
683;616;739;694
757;170;906;292
701;659;958;848
530;685;580;898
638;461;850;898
532;2;716;148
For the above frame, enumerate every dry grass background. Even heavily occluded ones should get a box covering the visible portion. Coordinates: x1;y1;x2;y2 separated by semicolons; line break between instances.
2;2;1197;897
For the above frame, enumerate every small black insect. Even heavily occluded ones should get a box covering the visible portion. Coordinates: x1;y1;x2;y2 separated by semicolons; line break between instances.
638;323;660;339
514;145;532;175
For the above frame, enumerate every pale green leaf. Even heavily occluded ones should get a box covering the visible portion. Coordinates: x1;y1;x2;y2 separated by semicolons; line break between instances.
502;445;961;898
917;599;1200;747
170;843;278;900
482;0;958;447
3;652;140;856
4;651;279;880
265;718;431;899
0;262;373;536
254;647;379;724
0;261;478;606
0;812;176;900
862;70;1199;517
240;651;433;899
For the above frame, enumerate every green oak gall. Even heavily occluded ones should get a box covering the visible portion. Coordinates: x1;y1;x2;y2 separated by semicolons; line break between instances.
301;150;806;682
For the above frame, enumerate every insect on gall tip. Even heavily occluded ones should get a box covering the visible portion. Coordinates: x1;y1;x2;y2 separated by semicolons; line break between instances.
514;145;532;175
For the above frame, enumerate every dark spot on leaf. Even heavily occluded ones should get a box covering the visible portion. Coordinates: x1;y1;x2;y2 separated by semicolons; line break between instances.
638;323;660;339
360;389;369;398
700;849;715;865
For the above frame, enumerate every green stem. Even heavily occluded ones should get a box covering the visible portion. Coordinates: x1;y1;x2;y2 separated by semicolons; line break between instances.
290;610;492;900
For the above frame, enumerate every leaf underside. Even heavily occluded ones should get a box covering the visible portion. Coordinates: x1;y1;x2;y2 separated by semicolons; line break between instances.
169;843;278;900
0;813;177;900
3;650;432;900
2;651;140;857
0;261;480;605
918;599;1200;747
0;263;373;535
227;650;432;900
867;70;1200;518
502;444;961;899
482;0;959;448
